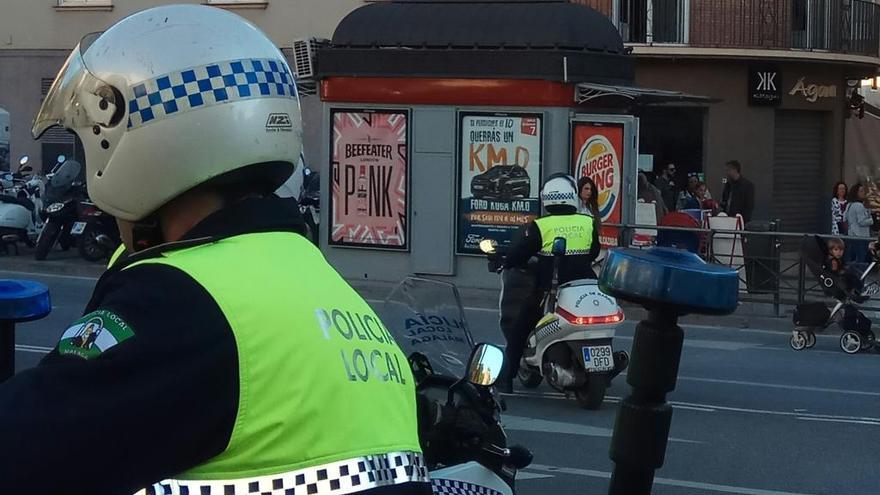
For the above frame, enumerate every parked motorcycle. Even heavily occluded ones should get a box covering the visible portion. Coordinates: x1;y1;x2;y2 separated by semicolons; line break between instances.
379;277;532;494
70;201;120;262
34;158;85;260
481;238;628;410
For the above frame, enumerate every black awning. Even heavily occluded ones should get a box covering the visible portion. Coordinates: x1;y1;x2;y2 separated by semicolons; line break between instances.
575;83;720;105
317;0;634;84
331;0;625;53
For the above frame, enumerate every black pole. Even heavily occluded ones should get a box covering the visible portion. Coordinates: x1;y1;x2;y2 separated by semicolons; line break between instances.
0;320;15;383
609;310;684;495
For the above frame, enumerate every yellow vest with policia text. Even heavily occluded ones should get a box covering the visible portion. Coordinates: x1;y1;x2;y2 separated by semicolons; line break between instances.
535;214;595;256
129;232;425;493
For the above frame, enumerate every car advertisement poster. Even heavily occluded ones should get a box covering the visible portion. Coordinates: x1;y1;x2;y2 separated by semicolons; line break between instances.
330;109;408;249
572;122;625;248
457;112;543;254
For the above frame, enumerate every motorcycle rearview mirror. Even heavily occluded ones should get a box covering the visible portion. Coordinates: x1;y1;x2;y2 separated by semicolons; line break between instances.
446;343;505;407
18;156;29;166
467;343;504;387
479;239;498;255
551;237;567;256
56;155;66;164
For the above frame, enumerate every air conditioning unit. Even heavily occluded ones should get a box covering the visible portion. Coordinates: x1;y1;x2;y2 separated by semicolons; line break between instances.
291;38;328;81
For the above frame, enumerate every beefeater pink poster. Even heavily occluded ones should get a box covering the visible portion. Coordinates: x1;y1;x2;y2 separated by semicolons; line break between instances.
331;110;408;249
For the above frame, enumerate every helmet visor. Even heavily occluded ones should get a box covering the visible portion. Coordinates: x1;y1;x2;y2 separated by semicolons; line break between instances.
32;33;112;139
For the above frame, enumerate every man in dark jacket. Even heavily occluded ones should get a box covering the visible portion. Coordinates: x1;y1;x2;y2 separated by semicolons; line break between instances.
655;162;678;212
721;160;756;223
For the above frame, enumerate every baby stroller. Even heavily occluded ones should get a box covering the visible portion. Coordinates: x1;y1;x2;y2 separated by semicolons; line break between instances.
791;235;878;354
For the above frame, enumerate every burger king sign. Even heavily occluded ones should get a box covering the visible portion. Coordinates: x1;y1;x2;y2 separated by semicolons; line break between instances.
574;135;621;221
571;122;626;247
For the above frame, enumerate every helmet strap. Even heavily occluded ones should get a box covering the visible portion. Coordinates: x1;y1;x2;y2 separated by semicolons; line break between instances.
131;217;165;252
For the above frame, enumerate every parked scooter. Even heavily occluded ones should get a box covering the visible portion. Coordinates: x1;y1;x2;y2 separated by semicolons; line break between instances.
481;237;628;410
70;201;120;262
34;157;85;260
379;277;532;494
0;155;44;251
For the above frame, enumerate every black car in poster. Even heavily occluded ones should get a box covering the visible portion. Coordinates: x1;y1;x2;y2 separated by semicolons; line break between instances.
470;165;531;200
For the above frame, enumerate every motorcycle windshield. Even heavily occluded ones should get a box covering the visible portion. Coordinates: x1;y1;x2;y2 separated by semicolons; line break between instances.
379;277;475;380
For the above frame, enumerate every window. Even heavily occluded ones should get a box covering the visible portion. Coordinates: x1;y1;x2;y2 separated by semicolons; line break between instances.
205;0;268;8
56;0;113;10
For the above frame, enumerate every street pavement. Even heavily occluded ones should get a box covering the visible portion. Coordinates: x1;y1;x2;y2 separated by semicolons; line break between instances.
2;268;879;495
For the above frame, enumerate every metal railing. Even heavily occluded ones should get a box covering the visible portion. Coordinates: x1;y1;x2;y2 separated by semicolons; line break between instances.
604;222;880;317
615;0;880;57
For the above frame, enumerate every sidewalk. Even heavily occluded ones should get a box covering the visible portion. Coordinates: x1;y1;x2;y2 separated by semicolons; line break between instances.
0;247;796;332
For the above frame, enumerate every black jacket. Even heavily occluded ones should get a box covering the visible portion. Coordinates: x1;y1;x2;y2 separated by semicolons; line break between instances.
503;213;601;289
722;176;756;223
0;197;431;495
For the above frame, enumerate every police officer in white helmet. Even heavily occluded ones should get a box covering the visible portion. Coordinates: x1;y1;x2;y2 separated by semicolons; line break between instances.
497;173;600;393
0;5;429;494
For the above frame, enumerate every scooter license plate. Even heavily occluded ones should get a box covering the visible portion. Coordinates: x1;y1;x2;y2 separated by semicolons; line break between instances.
582;345;614;372
70;222;86;235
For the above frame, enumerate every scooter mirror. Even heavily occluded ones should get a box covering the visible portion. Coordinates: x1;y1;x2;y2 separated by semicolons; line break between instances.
56;155;66;164
479;239;498;254
18;156;29;166
466;343;504;387
551;237;567;256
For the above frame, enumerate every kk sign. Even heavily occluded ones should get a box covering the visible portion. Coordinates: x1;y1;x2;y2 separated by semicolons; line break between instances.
749;67;781;106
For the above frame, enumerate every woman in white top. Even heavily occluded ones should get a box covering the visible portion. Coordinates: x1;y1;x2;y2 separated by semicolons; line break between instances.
830;181;847;235
844;183;873;263
577;176;600;218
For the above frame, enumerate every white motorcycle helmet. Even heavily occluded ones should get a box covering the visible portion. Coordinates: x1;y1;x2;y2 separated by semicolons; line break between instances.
31;4;303;222
541;173;579;212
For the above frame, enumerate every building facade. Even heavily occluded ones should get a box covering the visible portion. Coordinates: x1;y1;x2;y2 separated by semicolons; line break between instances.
2;0;877;237
0;0;359;172
577;0;880;233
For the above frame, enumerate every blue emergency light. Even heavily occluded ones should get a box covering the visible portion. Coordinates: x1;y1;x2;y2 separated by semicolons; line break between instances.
0;280;51;322
600;247;739;315
0;279;51;383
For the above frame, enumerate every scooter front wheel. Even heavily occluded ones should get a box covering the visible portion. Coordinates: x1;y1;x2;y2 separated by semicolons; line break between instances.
517;366;543;389
575;376;606;410
34;222;60;261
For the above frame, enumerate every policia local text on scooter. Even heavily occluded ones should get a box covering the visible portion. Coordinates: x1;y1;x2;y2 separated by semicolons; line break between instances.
0;5;429;495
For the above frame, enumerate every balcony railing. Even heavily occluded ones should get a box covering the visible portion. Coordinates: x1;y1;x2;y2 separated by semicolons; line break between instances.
607;0;880;58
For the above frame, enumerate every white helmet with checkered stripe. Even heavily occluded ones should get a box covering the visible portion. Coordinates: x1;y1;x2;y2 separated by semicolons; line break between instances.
32;4;302;221
541;173;579;210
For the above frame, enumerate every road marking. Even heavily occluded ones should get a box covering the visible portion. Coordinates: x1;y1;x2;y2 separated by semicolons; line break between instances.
0;270;99;282
507;391;880;423
617;335;758;351
673;375;880;397
675;404;717;412
15;344;53;354
527;464;816;495
502;415;700;444
516;471;554;481
796;416;880;427
669;399;880;423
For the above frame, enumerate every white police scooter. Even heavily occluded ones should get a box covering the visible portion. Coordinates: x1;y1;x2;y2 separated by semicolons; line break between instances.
482;237;628;410
0;155;44;250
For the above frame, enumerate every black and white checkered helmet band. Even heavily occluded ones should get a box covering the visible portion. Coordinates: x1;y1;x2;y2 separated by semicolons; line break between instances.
135;451;428;495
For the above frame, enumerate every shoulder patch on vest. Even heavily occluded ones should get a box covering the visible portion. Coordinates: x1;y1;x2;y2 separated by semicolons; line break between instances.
57;310;135;360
